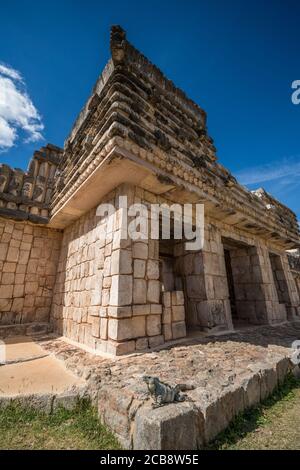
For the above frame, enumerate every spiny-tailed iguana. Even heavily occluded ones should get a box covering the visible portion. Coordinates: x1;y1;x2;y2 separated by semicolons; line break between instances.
142;375;194;408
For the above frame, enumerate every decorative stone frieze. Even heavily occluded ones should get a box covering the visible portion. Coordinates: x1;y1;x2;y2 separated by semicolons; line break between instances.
0;144;62;223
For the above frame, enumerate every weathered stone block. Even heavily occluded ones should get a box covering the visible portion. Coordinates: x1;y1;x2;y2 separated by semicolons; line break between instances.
147;260;159;280
91;288;102;306
172;321;186;339
134;259;146;278
136;337;149;350
108;316;146;341
1;272;15;285
172;290;184;306
147;280;160;303
103;256;111;277
111;249;132;275
15;273;25;284
148;335;164;348
18;250;30;265
110;275;133;306
132;304;151;316
0;243;8;261
92;316;100;337
24;281;39;295
150;304;162;314
102;276;111;289
202;385;245;443
13;284;24;298
108;306;132;318
106;340;136;356
242;373;261;409
260;365;278;401
276;357;291;385
102;289;110;306
162;307;172;324
99;306;108;318
0;284;13;298
100;317;108;339
133;279;147;304
163;323;172;341
146;314;161;336
162;291;171;307
0;298;12;310
186;275;206;299
133;404;203;450
133;242;148;260
6;246;19;263
172;305;185;322
3;262;16;273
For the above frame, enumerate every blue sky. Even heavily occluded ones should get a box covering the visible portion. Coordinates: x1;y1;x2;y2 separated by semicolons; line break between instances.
0;0;299;218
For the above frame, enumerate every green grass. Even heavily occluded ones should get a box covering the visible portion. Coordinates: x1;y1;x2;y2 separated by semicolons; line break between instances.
0;399;121;450
1;377;300;450
207;374;300;450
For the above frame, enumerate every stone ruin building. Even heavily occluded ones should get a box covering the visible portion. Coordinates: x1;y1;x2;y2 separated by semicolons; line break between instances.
0;26;300;356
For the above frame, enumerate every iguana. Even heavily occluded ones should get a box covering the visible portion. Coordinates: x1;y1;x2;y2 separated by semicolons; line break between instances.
142;375;194;408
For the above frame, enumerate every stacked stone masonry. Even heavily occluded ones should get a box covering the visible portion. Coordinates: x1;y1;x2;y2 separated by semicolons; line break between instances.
0;26;300;355
162;291;186;341
0;217;61;324
50;183;300;354
288;250;300;307
0;144;62;223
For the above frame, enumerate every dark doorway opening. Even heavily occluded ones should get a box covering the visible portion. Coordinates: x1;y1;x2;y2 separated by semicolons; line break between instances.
222;238;267;327
159;239;183;293
269;252;291;317
224;248;237;321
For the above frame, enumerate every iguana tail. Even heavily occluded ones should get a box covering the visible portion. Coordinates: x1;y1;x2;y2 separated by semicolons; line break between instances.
175;383;195;392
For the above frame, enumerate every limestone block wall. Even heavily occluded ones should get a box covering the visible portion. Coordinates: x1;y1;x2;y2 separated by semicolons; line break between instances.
295;276;300;298
229;245;269;325
174;216;300;331
257;245;298;323
280;253;300;318
201;224;233;330
51;191;114;351
52;184;169;355
173;224;232;332
287;253;300;310
218;222;300;324
0;217;61;324
51;183;300;355
162;291;186;341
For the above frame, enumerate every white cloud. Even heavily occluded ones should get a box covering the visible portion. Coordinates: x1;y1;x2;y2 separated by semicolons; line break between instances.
234;156;300;186
0;64;23;82
0;116;16;148
0;63;44;152
234;156;300;220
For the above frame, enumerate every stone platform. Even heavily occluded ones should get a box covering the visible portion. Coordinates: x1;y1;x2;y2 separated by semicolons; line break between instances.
0;335;87;412
32;321;300;449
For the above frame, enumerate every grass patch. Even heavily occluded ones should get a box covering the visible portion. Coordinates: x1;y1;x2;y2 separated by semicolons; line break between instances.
0;399;122;450
207;374;300;450
2;377;300;450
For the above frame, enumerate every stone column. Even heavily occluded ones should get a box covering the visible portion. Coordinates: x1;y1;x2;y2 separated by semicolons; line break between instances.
179;223;233;332
253;243;290;324
280;253;300;319
105;184;164;355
